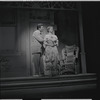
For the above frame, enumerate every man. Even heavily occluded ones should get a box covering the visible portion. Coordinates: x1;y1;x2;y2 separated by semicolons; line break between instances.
32;23;44;77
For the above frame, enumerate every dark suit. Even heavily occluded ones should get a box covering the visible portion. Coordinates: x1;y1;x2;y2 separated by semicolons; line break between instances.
32;30;44;75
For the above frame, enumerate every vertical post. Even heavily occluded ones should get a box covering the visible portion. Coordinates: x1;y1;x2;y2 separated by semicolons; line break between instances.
78;3;87;73
25;10;31;76
17;8;21;52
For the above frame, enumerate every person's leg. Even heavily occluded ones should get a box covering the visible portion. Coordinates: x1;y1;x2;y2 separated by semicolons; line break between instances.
39;55;44;75
31;55;35;76
32;53;40;75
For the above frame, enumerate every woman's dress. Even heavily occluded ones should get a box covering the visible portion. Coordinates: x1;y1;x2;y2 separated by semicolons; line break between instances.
43;34;59;76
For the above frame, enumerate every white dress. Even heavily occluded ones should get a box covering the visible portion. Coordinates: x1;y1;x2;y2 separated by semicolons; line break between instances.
43;33;59;76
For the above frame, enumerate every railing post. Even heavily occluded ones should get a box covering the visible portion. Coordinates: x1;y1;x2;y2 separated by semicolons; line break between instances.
78;3;87;73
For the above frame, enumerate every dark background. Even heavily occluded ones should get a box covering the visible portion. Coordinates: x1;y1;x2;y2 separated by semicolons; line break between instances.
81;2;99;74
82;3;99;100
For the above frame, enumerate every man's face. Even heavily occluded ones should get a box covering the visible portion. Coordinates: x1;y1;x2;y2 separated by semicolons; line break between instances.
40;26;44;32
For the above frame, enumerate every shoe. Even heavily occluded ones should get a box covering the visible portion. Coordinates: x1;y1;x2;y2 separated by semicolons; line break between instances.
33;75;39;77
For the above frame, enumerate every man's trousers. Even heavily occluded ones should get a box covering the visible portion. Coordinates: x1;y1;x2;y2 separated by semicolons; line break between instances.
32;53;44;75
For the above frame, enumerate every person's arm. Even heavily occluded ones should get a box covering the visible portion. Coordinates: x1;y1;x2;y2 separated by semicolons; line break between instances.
43;36;48;48
54;35;59;46
44;37;54;47
56;39;59;46
33;31;44;42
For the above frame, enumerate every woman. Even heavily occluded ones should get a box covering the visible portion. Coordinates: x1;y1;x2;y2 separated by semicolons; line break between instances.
43;26;59;76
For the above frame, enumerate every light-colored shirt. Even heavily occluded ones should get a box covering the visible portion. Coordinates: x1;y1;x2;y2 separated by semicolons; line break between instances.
31;30;44;54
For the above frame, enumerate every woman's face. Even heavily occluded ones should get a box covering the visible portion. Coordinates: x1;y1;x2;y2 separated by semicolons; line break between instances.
49;27;54;33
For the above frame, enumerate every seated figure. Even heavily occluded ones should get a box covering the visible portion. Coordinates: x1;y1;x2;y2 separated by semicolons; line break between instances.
61;45;79;74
